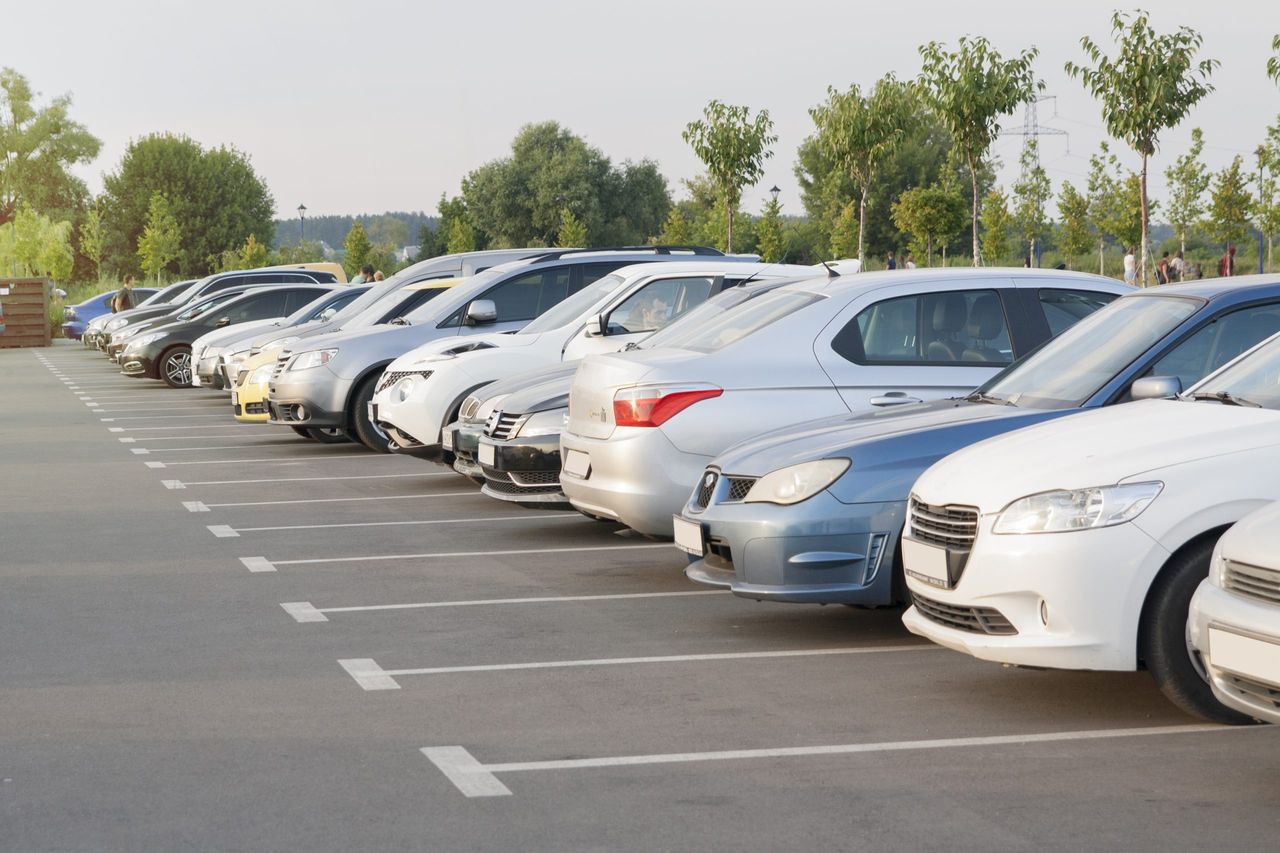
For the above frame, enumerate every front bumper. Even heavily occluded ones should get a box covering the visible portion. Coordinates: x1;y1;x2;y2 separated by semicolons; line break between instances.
443;421;483;477
478;432;569;507
681;492;905;605
119;346;161;379
902;520;1169;671
267;368;350;428
195;355;226;389
559;428;710;538
1189;581;1280;724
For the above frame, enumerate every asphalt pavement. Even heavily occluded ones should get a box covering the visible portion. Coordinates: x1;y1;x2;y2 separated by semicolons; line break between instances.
2;342;1278;852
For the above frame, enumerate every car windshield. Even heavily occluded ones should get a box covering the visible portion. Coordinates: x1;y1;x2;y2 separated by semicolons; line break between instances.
638;289;824;353
1187;332;1280;409
281;291;340;325
637;281;794;350
519;274;627;335
176;291;242;322
977;295;1201;408
139;282;191;307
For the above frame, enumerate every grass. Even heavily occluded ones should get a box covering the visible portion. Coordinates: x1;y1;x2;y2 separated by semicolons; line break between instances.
48;279;125;338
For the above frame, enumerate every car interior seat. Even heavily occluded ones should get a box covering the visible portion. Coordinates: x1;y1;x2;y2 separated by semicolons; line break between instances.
925;293;968;361
961;294;1008;362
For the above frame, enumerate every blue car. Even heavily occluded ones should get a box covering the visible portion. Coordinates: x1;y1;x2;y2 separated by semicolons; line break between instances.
62;287;158;339
679;276;1280;607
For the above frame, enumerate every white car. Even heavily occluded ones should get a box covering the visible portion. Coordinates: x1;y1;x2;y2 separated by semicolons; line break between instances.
560;268;1129;537
901;328;1280;723
369;261;815;458
1189;502;1280;724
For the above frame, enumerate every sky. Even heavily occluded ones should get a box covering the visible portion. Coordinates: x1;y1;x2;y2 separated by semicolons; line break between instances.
8;0;1278;223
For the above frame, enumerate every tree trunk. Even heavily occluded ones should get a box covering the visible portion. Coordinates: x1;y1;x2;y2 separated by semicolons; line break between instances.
927;236;933;267
969;157;981;266
1180;231;1187;281
857;188;867;265
1099;238;1105;276
942;244;947;267
725;196;734;254
1139;153;1150;287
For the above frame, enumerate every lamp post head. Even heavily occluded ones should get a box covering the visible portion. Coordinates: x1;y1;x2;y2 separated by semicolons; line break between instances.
769;185;781;203
297;204;307;219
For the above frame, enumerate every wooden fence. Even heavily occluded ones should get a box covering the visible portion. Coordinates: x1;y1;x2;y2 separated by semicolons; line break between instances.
0;278;52;348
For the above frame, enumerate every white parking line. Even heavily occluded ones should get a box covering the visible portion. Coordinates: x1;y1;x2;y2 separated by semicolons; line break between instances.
142;453;379;467
177;472;450;486
191;492;464;510
100;414;229;421
282;590;729;622
340;645;935;690
108;424;278;431
120;433;287;441
420;724;1249;798
221;513;579;535
248;543;670;572
140;444;341;453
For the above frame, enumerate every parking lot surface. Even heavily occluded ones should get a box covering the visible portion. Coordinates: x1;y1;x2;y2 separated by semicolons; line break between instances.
3;343;1279;851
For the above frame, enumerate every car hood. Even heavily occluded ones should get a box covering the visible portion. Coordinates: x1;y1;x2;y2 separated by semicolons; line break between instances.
194;318;281;352
915;399;1280;511
500;372;574;415
388;331;537;371
483;362;578;403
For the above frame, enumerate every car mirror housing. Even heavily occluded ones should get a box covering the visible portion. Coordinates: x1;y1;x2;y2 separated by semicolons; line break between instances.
586;313;607;337
215;316;231;328
464;299;497;326
1132;376;1182;400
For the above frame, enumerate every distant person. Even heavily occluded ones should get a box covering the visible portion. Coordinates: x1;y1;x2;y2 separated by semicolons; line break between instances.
1170;250;1186;281
112;276;136;313
1122;247;1136;285
1220;245;1236;277
373;271;385;281
350;264;375;285
1156;252;1171;285
886;251;897;270
904;254;916;270
1023;256;1032;268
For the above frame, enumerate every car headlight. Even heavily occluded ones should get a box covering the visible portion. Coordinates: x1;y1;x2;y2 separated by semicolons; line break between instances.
743;459;851;506
392;376;417;402
127;331;169;349
993;482;1163;535
517;408;568;438
286;349;338;371
105;317;128;331
249;363;275;384
116;325;146;340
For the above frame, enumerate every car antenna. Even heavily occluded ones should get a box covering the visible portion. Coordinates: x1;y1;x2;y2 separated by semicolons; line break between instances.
820;261;839;279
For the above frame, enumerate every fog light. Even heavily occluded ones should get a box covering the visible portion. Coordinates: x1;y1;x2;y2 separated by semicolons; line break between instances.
294;405;308;421
1039;599;1049;626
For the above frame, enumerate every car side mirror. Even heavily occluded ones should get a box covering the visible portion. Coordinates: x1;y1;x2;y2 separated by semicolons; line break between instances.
586;313;607;337
215;316;231;327
464;299;497;326
1131;375;1182;400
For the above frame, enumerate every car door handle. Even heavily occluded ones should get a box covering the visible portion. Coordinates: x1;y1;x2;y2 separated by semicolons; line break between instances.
870;392;922;407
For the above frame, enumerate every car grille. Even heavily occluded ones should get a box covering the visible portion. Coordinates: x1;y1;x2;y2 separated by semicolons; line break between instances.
693;469;719;509
483;472;562;495
724;477;757;502
510;470;560;486
1222;560;1280;606
270;355;288;382
244;402;267;415
908;496;979;551
376;369;432;393
484;410;528;441
1222;673;1280;710
912;592;1017;636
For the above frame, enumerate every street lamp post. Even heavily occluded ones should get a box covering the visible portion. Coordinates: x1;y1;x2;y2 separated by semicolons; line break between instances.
769;185;781;204
297;204;307;243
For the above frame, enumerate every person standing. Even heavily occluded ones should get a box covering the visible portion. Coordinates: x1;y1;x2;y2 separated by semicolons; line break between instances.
112;276;136;313
904;254;916;270
1220;245;1236;277
885;251;897;270
1170;250;1186;281
1122;247;1136;285
1156;252;1171;285
350;264;375;285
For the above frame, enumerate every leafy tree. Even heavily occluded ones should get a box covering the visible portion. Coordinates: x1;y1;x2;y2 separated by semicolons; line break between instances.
1206;156;1254;249
682;101;776;252
980;189;1012;264
891;184;966;266
365;215;410;250
807;76;917;263
79;203;103;281
38;219;74;281
1270;34;1280;86
1056;181;1093;261
1066;10;1217;285
1086;143;1145;273
342;221;372;276
556;207;588;248
919;36;1041;264
446;218;476;254
136;192;182;283
1164;127;1211;263
1012;140;1052;264
1257;125;1280;273
830;202;859;259
239;233;270;269
658;207;691;245
273;239;325;266
755;196;784;262
101;133;274;277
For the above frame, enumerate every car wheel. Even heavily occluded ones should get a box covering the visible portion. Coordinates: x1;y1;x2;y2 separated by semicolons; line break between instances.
1140;538;1253;725
290;426;315;440
350;374;390;453
306;427;350;444
159;346;193;388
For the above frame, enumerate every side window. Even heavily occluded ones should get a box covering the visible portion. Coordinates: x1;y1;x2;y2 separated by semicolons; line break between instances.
1039;289;1118;336
607;277;716;334
481;270;551;323
832;290;1012;365
578;262;632;291
283;290;316;314
1148;304;1280;389
224;292;287;323
535;267;573;314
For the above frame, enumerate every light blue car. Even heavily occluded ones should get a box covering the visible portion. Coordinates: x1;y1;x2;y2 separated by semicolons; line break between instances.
680;277;1280;607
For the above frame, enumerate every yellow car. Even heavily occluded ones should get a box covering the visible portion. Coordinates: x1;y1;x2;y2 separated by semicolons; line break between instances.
232;278;465;437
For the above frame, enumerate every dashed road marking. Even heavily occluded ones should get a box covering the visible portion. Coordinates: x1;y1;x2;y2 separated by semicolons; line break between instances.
282;590;728;622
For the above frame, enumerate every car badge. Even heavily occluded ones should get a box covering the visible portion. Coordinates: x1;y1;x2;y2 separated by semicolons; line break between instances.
704;473;716;488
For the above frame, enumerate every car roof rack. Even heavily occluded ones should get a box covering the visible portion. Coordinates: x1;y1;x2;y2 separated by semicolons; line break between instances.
525;245;725;263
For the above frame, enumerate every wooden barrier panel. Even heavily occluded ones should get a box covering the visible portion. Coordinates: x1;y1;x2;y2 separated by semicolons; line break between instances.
0;278;52;348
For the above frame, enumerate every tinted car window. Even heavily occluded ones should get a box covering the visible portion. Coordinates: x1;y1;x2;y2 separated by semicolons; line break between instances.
1148;303;1280;390
608;276;716;334
834;290;1012;365
1040;289;1119;336
177;291;244;321
218;291;288;324
388;287;450;321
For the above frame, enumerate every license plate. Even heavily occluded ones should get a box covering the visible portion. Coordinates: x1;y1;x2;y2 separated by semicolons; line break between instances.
673;515;705;556
231;391;239;407
442;429;454;450
563;449;590;478
1210;627;1280;686
368;402;378;422
478;440;495;467
901;538;952;589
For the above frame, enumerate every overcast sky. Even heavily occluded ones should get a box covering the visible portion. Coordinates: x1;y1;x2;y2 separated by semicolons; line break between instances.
9;0;1278;222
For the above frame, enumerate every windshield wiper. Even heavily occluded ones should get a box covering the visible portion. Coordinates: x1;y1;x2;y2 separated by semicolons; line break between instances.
388;316;411;326
622;341;641;351
1185;391;1262;408
964;391;1015;406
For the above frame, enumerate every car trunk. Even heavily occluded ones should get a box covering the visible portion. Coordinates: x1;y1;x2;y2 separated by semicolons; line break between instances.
567;352;656;440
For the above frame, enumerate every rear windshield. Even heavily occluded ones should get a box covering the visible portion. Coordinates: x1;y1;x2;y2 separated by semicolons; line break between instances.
638;289;824;353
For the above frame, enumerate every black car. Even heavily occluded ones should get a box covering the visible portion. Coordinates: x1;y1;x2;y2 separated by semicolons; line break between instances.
120;285;336;387
476;365;578;508
105;285;265;363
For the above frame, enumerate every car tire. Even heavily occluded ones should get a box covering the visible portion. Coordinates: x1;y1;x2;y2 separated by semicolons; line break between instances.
159;346;194;388
290;426;315;440
306;427;349;444
350;374;390;453
1140;538;1254;725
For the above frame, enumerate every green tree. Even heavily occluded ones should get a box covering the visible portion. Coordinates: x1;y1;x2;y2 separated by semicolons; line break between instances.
891;184;967;266
658;207;691;245
342;221;372;276
38;219;74;281
1066;10;1217;285
366;215;410;250
1056;181;1093;262
807;76;917;263
1270;34;1280;86
239;233;270;268
1012;140;1052;264
1164;127;1211;264
136;192;182;283
446;218;476;254
829;202;859;259
101;133;274;277
556;207;588;248
682;100;776;252
919;36;1042;264
755;196;784;262
79;203;104;281
1086;143;1145;274
1206;156;1254;249
980;188;1012;264
1257;125;1280;273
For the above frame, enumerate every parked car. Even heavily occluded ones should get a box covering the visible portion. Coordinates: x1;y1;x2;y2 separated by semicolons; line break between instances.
900;329;1280;723
193;286;371;389
680;277;1280;606
1189;501;1280;724
121;284;336;387
267;246;735;452
105;284;270;363
373;261;812;461
84;280;197;349
560;268;1131;538
62;287;158;339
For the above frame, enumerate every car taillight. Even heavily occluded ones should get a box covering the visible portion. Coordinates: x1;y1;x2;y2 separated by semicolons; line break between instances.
613;385;723;428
